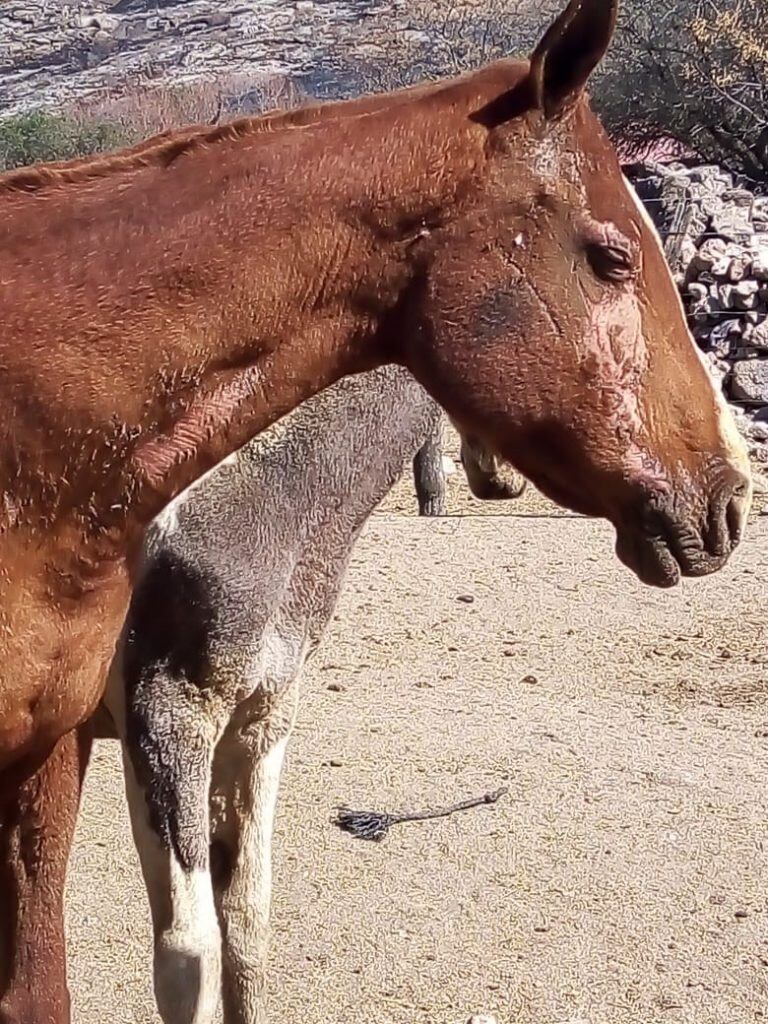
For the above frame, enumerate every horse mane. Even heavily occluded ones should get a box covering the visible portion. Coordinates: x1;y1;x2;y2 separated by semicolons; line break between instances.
0;67;510;198
0;101;340;196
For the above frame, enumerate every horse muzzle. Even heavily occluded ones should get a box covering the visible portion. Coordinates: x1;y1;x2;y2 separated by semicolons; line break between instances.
615;465;751;588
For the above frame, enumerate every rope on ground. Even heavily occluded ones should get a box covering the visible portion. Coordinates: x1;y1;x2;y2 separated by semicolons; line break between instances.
332;787;509;842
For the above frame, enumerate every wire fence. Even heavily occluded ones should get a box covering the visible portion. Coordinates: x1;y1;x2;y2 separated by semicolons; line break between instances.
625;175;768;408
627;182;767;330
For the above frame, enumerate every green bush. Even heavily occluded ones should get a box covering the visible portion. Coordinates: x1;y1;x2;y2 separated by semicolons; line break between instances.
0;111;133;171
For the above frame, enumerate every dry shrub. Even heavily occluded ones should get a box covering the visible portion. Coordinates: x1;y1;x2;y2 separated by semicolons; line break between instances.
70;71;307;138
349;0;549;92
0;72;308;171
598;0;768;184
345;0;766;185
0;111;130;171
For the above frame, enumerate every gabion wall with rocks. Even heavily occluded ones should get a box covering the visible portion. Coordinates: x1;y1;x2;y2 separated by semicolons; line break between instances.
630;161;768;466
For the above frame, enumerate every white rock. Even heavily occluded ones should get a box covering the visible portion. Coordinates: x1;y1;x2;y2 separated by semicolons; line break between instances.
711;255;732;279
731;360;768;403
750;318;768;349
733;280;759;309
713;189;754;240
727;253;751;281
678;236;698;269
751;250;768;281
691;238;727;272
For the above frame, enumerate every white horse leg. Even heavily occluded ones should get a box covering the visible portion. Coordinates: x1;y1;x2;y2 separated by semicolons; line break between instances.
210;700;295;1024
120;698;224;1024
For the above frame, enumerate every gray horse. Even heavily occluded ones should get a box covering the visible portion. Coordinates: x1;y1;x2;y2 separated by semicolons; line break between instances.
101;366;523;1024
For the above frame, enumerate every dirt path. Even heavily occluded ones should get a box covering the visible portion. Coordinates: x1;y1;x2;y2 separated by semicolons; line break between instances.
67;460;768;1024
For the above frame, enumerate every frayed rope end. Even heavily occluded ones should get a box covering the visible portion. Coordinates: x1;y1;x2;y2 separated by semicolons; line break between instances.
332;807;395;842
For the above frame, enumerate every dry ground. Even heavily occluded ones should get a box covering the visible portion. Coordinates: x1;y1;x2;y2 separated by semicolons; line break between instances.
67;437;768;1024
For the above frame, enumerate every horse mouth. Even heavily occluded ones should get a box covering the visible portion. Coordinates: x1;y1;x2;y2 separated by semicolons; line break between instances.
615;523;732;589
514;460;747;589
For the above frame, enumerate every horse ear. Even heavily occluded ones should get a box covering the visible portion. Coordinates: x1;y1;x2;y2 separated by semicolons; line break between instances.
529;0;618;120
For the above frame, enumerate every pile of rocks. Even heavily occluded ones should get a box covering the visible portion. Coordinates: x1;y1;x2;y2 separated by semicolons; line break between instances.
630;161;768;465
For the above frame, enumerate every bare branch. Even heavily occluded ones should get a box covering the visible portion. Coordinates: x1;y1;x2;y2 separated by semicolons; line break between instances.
596;0;767;183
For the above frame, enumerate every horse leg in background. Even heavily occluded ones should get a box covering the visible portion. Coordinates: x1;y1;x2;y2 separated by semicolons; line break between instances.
210;690;298;1024
0;726;92;1024
120;687;225;1024
413;417;446;517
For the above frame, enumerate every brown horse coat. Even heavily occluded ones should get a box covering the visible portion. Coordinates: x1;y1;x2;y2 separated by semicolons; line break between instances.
0;1;751;1020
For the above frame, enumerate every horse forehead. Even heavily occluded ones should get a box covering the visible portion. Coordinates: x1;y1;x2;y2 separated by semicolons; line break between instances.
529;124;578;185
521;132;602;223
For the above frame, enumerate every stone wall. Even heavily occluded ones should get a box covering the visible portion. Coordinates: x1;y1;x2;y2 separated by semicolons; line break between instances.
630;161;768;466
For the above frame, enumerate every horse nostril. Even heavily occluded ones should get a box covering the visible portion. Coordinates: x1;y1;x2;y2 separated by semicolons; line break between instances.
717;468;751;551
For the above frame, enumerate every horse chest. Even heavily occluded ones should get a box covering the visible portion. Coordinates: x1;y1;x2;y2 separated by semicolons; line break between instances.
0;578;128;771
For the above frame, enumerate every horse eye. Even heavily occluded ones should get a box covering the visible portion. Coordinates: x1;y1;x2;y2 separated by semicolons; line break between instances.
586;241;636;283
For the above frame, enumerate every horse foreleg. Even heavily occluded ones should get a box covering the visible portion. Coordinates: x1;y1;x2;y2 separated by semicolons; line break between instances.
123;750;222;1024
210;698;296;1024
0;726;92;1024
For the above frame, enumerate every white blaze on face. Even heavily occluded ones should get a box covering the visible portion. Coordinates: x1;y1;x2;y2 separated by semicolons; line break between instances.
532;136;561;180
532;132;582;187
586;285;646;438
621;174;752;485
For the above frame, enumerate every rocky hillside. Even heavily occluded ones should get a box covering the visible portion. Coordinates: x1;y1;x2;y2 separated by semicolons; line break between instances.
0;0;411;115
0;0;547;115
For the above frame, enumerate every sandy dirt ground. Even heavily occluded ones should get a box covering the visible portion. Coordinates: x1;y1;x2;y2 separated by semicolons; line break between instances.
67;439;768;1024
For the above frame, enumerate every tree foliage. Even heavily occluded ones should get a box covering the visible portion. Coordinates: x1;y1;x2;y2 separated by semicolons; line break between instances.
3;1;764;184
598;0;768;182
335;0;547;93
342;0;767;184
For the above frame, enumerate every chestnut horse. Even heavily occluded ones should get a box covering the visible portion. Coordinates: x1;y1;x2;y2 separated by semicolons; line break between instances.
0;0;751;1021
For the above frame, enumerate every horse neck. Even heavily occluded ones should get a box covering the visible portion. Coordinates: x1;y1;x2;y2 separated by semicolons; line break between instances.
0;94;486;552
107;111;484;542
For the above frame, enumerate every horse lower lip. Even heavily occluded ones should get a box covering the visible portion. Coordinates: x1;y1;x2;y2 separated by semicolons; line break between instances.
632;498;739;582
639;535;682;588
634;530;730;586
653;520;729;578
674;546;729;578
616;529;680;588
